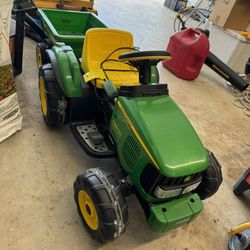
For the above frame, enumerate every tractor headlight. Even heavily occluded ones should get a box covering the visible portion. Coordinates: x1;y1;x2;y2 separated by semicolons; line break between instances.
140;164;203;199
182;181;201;194
154;186;182;199
154;181;201;199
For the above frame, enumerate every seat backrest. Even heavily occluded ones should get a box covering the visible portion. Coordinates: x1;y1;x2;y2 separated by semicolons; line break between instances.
81;28;134;74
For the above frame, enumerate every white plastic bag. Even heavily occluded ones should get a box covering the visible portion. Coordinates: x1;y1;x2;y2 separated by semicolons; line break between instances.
0;92;22;142
0;1;13;40
0;25;15;100
0;0;22;142
0;25;11;66
0;0;14;7
0;2;15;101
0;0;13;66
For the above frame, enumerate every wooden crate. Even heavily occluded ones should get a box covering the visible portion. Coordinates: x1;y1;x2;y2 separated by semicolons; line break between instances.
34;0;95;11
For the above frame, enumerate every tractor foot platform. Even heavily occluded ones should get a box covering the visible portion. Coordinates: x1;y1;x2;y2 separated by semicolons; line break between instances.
70;122;115;158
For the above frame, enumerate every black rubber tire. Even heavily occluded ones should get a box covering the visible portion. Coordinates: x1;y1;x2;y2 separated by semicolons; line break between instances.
36;42;49;68
74;168;129;243
44;38;54;49
194;150;223;200
38;64;67;128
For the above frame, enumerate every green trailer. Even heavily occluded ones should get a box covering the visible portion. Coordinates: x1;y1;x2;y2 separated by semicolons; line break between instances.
36;9;107;67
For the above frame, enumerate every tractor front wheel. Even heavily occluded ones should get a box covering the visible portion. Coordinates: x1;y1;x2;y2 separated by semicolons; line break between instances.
74;168;128;243
38;64;67;128
194;150;223;200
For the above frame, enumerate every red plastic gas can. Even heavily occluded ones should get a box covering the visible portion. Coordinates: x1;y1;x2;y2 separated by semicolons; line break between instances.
163;28;209;80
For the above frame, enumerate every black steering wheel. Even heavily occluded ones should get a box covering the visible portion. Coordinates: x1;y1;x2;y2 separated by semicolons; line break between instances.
119;51;171;84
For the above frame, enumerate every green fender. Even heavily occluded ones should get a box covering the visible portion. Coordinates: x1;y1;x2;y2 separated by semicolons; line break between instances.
50;44;83;98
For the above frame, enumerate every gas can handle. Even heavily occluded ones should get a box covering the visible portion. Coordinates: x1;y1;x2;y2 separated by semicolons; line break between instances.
190;28;201;36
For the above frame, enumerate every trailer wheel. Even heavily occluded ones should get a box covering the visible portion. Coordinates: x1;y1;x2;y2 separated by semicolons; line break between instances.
38;64;67;128
193;150;223;200
74;168;128;243
36;42;49;68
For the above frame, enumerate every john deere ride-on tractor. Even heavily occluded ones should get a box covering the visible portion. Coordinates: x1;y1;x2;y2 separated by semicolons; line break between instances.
37;11;222;243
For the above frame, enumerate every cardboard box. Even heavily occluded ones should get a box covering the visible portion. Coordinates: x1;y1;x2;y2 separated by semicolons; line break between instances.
209;0;250;31
209;23;250;72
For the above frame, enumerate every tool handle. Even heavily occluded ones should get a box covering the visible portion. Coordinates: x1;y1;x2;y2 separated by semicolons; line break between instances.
205;52;249;92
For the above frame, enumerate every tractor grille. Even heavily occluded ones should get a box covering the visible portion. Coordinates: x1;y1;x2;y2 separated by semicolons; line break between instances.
122;135;142;169
140;164;203;196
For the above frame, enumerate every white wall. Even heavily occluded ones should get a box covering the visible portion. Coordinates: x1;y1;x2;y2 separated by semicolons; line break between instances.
188;0;199;6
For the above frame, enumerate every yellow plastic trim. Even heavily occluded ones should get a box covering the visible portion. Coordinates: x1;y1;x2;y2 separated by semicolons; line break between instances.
211;64;229;79
81;28;139;89
117;100;159;169
78;190;99;231
228;222;250;237
83;70;106;83
82;28;134;73
36;45;42;68
120;56;172;62
39;76;47;116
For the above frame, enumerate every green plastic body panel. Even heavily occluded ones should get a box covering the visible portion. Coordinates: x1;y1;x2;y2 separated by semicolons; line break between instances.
111;95;208;177
110;95;208;201
38;9;107;58
150;66;159;83
51;45;83;97
103;80;118;99
148;193;203;232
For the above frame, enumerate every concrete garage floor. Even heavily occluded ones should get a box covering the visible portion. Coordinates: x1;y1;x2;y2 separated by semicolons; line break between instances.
0;0;249;249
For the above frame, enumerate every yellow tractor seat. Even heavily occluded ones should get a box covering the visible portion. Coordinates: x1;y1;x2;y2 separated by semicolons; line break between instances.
81;28;139;89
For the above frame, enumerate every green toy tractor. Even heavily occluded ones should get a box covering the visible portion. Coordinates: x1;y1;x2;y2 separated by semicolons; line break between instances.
38;26;222;242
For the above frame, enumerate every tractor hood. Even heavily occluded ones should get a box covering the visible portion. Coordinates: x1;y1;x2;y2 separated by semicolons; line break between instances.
118;96;208;177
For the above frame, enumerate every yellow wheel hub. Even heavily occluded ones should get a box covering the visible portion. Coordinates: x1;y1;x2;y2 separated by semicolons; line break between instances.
39;76;47;116
78;190;99;231
36;46;42;68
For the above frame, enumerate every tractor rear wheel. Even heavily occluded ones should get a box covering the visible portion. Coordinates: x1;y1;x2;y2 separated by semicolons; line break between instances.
36;42;49;68
74;168;128;243
194;150;223;200
38;64;67;128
